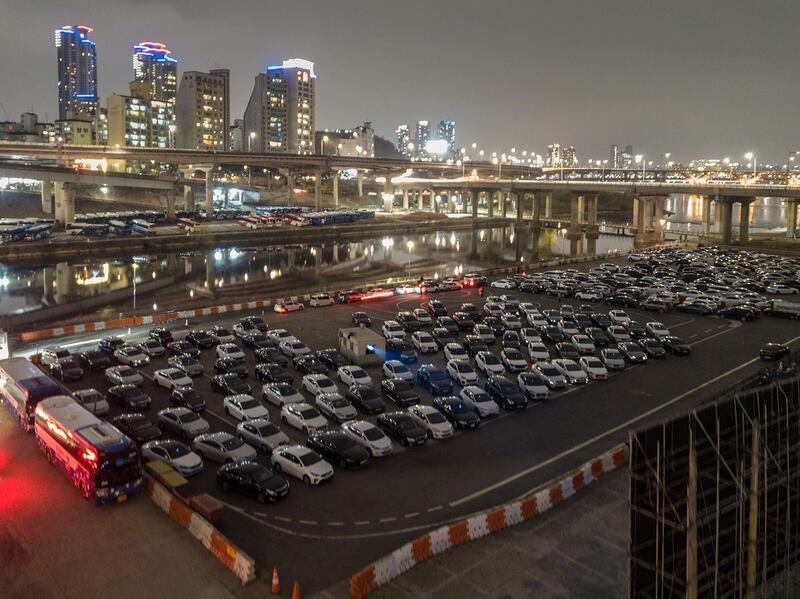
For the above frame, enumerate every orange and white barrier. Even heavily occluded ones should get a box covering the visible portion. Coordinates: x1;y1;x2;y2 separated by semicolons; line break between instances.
145;477;256;585
348;445;626;598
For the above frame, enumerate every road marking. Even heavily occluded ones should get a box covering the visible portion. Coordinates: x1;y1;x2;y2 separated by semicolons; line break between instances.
379;516;397;523
704;328;713;333
354;520;370;526
449;332;800;508
690;321;740;347
204;408;236;426
427;505;443;513
667;318;695;329
689;333;698;339
404;512;420;519
254;511;268;517
299;519;318;525
274;515;292;522
327;521;344;526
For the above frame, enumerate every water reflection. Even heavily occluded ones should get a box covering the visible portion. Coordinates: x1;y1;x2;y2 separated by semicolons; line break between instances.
665;194;786;233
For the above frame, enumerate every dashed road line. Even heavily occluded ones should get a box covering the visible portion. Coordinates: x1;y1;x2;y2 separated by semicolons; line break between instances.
379;516;397;523
327;521;345;526
299;519;318;526
427;505;443;513
274;515;292;522
689;334;698;339
404;512;420;519
204;408;237;427
354;520;370;526
254;511;268;517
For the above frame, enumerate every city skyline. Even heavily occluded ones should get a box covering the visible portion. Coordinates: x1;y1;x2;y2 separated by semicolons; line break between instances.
2;1;800;161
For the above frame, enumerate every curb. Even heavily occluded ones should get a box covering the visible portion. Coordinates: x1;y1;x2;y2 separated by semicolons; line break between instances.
145;476;256;585
347;445;627;598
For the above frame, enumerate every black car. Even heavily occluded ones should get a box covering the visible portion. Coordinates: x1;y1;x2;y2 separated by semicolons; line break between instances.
431;327;456;348
606;294;639;308
346;384;385;414
618;341;648;363
168;340;200;357
460;303;482;321
590;313;613;328
149;328;175;348
501;330;521;349
98;335;125;353
676;301;715;315
47;357;84;382
432;396;480;429
542;326;565;344
351;312;372;327
241;316;269;333
316;348;350;370
241;332;275;350
436;316;459;335
485;376;528;410
255;362;294;384
463;335;489;356
293;356;327;375
186;329;214;349
638;337;666;359
255;347;288;367
112;413;161;444
170;388;207;412
108;384;151;410
385;339;418;363
306;431;370;469
376;411;427;447
426;299;448;317
718;305;758;321
216;461;289;503
660;336;691;356
451;312;476;331
215;357;248;378
624;321;648;339
211;373;252;395
415;364;453;395
79;350;112;371
396;312;421;332
555;343;580;360
381;378;421;407
573;313;593;330
760;343;791;361
585;327;611;347
482;317;505;336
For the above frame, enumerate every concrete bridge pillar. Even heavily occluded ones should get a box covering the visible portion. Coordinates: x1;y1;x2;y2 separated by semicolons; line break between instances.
576;195;585;224
713;200;722;233
314;169;323;211
429;191;436;212
739;199;753;242
205;169;214;217
531;193;541;223
472;190;479;219
417;190;424;211
54;181;75;228
787;201;797;238
403;188;409;210
516;192;525;225
41;179;52;214
719;200;733;244
701;196;710;236
567;194;583;256
165;191;176;223
487;191;495;218
383;177;394;213
632;196;640;233
544;193;553;218
55;262;76;304
653;197;665;242
356;170;364;198
286;169;295;206
332;171;340;208
586;195;599;255
183;185;195;211
501;193;509;218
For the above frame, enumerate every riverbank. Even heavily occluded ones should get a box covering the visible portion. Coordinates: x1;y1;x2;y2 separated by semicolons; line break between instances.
0;215;511;262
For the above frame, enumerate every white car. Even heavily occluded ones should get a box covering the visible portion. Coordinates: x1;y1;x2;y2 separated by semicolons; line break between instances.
342;420;393;457
315;392;358;423
518;303;537;317
607;325;631;343
267;328;297;344
280;340;312;357
309;293;335;307
552;359;589;384
527;341;551;362
141;440;203;477
407;405;454;439
223;394;270;421
208;327;236;344
443;343;469;362
534;362;568;388
302;373;338;397
382;360;414;382
527;313;549;329
446;360;480;385
337;366;373;387
473;324;496;344
395;284;418;295
579;356;609;380
114;346;150;367
483;302;503;317
411;331;438;353
192;431;257;463
490;279;515;289
571;335;596;355
237;419;290;451
520;328;541;344
274;300;305;313
138;339;166;358
72;389;110;415
381;320;406;339
105;365;143;386
645;322;671;339
475;351;505;376
280;402;329;433
574;290;603;301
767;284;799;295
271;445;334;485
500;348;529;373
152;368;193;391
157;407;210;439
609;310;632;325
262;382;305;406
413;309;432;325
216;342;245;361
600;348;626;370
517;371;550;401
459;386;500;418
500;313;523;330
558;321;580;337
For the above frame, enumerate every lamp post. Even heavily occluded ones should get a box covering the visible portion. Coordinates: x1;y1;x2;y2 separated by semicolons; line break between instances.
248;131;256;153
132;263;138;313
320;135;329;155
745;152;756;177
168;124;176;149
406;240;414;278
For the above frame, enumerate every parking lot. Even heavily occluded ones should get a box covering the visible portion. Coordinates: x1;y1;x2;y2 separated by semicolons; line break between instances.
14;246;800;593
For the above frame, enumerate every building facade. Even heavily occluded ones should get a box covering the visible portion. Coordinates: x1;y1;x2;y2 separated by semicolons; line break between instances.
107;95;149;148
396;124;411;158
546;143;561;167
415;121;430;160
436;119;456;159
132;42;178;105
55;25;99;119
53;118;94;145
175;69;230;150
562;146;577;167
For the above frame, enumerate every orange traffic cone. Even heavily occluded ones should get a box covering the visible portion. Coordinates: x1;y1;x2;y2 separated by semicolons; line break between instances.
271;567;281;594
291;581;301;599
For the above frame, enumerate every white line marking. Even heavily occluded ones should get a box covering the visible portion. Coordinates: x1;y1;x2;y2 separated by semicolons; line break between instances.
404;512;420;519
690;321;740;347
274;515;292;522
204;408;236;426
254;511;268;517
379;516;397;523
299;519;318;525
354;520;370;526
327;521;344;526
427;505;443;513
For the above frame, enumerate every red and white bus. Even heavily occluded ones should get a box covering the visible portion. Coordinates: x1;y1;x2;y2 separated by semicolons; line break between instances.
0;358;62;432
35;395;143;504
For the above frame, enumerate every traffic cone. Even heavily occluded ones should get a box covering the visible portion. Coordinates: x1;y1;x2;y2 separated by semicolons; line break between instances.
291;581;301;599
271;567;281;594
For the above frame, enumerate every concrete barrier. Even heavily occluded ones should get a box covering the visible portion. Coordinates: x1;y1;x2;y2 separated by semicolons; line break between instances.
348;445;627;598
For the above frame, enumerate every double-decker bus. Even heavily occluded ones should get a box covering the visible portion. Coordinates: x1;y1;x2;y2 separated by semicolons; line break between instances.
0;358;62;431
35;395;143;504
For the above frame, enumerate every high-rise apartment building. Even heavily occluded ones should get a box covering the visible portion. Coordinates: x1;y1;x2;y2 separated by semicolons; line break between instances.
229;118;245;152
132;42;178;105
610;144;620;168
546;143;561;167
396;125;411;157
415;121;430;160
107;95;150;148
437;120;456;158
175;69;230;150
562;146;577;167
619;145;634;169
55;25;99;119
244;59;315;154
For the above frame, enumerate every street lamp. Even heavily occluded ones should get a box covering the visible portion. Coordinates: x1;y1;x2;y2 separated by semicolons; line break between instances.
131;263;138;313
745;152;756;177
248;131;256;152
320;135;329;155
168;124;176;148
406;240;414;278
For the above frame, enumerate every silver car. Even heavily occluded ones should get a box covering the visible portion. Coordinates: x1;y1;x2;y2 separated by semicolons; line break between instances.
168;355;205;377
138;339;166;358
157;407;210;439
105;365;143;386
262;383;305;407
141;439;203;477
315;392;357;423
459;386;500;418
192;431;257;463
72;388;110;416
237;419;290;451
600;348;626;371
114;346;150;367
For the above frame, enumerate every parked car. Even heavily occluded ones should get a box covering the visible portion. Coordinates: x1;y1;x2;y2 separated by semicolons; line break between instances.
141;439;202;476
112;412;161;444
305;431;370;469
193;431;257;463
216;461;289;503
237;419;290;452
270;445;334;485
157;406;210;439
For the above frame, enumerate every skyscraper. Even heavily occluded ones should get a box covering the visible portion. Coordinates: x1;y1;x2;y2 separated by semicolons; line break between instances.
562;146;577;167
55;25;99;119
546;143;561;167
244;59;315;154
415;121;430;160
396;125;411;158
610;144;620;168
132;42;178;105
437;120;456;158
175;69;230;150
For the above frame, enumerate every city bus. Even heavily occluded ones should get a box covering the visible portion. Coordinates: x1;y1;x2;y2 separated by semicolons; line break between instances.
0;358;62;431
23;223;53;241
69;223;110;237
131;219;156;236
177;217;197;232
0;224;30;243
108;220;131;235
34;395;143;504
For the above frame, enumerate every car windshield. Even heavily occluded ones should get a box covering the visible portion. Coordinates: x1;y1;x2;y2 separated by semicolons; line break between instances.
252;467;276;483
505;351;523;359
120;386;142;398
428;369;447;380
398;419;419;431
454;363;471;372
297;451;322;467
330;396;349;408
363;427;383;441
130;418;151;430
300;408;320;419
427;412;447;424
240;399;260;410
181;389;201;401
585;359;603;367
564;363;582;372
539;366;560;376
392;380;413;392
291;342;305;349
256;423;279;436
144;341;160;348
164;443;191;459
391;364;409;374
181;412;200;423
471;392;491;403
330;435;357;450
222;437;244;450
193;332;210;340
449;401;469;413
483;355;501;365
179;357;197;365
277;386;296;396
318;378;335;388
350;368;367;378
215;328;231;336
118;367;135;376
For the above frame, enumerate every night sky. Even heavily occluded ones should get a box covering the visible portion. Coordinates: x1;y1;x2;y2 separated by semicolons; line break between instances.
2;0;799;163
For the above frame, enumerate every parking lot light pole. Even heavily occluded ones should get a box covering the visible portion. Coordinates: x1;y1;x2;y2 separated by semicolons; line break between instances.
406;241;414;278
